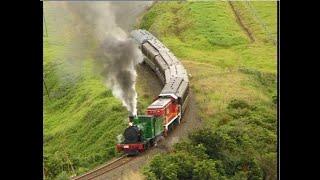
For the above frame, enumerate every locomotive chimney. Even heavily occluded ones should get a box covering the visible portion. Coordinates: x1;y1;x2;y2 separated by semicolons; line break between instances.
129;115;134;122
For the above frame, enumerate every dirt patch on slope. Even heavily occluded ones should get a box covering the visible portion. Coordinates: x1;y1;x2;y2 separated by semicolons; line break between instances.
229;1;255;43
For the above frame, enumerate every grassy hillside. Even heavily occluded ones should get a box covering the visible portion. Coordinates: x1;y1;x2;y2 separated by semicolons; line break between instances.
140;1;277;179
44;1;277;179
43;3;152;179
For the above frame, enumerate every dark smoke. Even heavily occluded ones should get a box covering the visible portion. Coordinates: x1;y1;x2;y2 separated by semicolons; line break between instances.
95;36;142;115
63;1;149;115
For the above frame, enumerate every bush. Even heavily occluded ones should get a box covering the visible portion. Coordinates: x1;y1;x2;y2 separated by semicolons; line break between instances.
238;68;276;93
144;97;276;180
193;160;221;180
173;141;208;160
145;152;197;180
189;128;226;159
144;127;266;180
227;99;251;110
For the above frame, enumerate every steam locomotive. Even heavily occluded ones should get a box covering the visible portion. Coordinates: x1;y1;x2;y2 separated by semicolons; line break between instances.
116;30;190;155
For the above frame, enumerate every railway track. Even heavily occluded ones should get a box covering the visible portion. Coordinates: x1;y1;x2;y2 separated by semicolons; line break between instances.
71;155;135;180
71;29;193;179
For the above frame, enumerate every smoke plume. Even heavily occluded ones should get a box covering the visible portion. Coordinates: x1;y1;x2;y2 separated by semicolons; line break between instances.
95;36;142;115
63;2;149;115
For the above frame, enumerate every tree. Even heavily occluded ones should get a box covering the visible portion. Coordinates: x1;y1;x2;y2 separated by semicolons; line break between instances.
188;128;226;159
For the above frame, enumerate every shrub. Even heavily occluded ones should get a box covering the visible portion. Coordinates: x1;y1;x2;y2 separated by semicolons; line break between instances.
227;99;251;110
238;67;276;93
145;152;196;180
189;128;226;159
173;141;208;160
193;159;221;180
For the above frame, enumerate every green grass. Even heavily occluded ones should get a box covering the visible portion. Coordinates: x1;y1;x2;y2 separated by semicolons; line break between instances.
44;30;128;180
230;1;277;44
140;1;277;179
44;1;277;179
140;0;276;116
43;3;152;179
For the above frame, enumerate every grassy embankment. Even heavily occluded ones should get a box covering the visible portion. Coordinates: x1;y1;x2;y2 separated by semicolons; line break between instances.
139;1;277;179
43;3;153;179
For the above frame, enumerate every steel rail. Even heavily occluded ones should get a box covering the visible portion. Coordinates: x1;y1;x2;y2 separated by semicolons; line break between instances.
71;155;134;180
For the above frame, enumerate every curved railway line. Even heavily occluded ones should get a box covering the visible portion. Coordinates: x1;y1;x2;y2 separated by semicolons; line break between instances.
71;155;135;180
70;29;200;179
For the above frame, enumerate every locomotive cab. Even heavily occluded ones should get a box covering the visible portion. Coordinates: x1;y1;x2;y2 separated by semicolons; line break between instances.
116;115;163;155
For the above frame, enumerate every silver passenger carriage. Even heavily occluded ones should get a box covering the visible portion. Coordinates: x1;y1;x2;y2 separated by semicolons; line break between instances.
131;29;190;115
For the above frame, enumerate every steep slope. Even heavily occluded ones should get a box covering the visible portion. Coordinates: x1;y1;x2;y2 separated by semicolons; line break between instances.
43;2;153;179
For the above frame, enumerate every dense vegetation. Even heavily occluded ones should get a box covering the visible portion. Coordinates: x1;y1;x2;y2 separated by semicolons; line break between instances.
140;1;277;179
144;99;276;179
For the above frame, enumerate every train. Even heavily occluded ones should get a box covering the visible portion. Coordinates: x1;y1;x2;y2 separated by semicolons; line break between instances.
116;29;190;155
